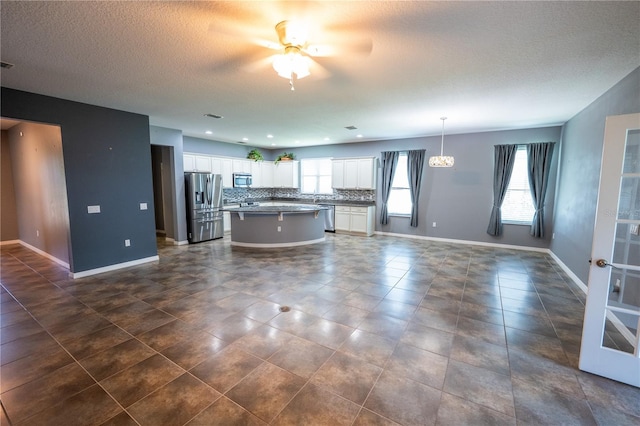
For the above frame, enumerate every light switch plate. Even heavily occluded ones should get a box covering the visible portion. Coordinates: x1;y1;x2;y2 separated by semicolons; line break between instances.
140;202;148;210
87;205;101;214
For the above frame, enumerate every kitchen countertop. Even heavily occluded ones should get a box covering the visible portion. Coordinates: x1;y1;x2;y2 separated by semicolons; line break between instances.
225;205;327;213
224;198;375;207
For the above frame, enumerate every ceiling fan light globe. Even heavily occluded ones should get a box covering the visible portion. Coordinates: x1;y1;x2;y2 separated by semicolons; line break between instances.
273;51;310;80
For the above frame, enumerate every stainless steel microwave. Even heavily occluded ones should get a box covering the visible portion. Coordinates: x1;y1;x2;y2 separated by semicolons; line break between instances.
233;173;252;188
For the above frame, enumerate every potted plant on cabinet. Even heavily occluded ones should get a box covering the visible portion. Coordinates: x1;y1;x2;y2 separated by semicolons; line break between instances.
247;149;264;162
275;152;295;164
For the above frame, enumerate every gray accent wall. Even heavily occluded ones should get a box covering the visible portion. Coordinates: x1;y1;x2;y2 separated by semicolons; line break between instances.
552;66;640;284
1;130;19;241
1;87;157;273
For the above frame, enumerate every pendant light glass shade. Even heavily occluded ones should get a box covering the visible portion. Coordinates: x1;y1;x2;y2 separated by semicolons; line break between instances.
429;117;454;168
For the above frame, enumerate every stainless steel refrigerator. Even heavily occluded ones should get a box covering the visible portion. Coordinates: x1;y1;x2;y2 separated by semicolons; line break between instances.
185;172;224;243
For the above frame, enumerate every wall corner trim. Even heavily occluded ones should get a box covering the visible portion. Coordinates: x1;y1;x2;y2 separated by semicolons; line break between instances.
71;255;159;279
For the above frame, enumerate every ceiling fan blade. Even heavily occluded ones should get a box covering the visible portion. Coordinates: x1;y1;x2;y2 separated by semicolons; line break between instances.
242;54;279;74
304;37;372;57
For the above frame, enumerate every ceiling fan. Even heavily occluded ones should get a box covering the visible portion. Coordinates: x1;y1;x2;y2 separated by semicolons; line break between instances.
231;19;373;91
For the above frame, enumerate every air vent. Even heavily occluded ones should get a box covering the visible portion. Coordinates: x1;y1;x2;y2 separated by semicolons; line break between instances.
1;62;15;69
237;141;247;144
344;125;358;130
204;113;223;119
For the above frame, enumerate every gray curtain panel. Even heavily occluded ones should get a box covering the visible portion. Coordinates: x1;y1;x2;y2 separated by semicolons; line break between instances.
487;144;518;236
527;142;555;238
380;151;399;225
407;149;426;227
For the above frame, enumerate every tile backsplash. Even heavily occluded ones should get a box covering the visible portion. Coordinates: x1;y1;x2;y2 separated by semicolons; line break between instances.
223;188;375;204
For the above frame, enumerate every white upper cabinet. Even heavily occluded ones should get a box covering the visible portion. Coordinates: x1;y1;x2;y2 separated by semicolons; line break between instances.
184;153;214;173
261;161;274;188
250;161;262;187
332;157;376;189
221;158;233;188
183;154;196;172
232;159;252;174
274;160;299;188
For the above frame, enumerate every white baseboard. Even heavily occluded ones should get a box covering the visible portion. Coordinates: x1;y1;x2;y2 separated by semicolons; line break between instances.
174;239;189;246
548;250;588;293
71;255;159;279
17;240;70;269
374;231;549;253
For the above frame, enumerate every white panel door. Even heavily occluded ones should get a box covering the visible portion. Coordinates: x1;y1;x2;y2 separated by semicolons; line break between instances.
580;113;640;387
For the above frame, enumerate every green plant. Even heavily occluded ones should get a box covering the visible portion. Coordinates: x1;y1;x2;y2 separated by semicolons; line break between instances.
274;152;295;164
247;149;264;162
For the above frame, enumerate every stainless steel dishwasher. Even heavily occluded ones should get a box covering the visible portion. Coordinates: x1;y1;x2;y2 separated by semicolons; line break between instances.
319;204;335;232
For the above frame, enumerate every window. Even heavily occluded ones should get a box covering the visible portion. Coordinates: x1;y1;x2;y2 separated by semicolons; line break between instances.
388;153;412;215
502;146;535;223
301;158;332;194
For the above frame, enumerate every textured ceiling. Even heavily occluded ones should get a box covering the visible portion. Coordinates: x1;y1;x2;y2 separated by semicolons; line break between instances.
1;1;639;148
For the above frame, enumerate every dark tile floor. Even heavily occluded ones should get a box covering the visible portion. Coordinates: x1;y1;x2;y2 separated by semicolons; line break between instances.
1;234;639;425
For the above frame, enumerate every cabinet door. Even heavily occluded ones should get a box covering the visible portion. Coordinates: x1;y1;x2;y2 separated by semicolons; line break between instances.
357;158;376;189
223;211;231;232
335;208;351;231
250;161;262;187
211;157;222;175
183;154;196;172
261;162;274;188
350;207;368;233
232;159;251;174
332;159;345;188
274;161;294;187
221;159;233;188
343;159;359;188
195;155;212;172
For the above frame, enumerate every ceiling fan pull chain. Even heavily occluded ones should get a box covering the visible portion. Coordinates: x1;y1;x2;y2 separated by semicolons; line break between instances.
289;74;295;91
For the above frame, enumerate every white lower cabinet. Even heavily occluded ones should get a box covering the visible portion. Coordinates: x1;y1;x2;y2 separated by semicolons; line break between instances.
223;211;231;232
335;205;375;236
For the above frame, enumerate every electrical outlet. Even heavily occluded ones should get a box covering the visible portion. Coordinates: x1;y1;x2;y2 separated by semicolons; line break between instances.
631;224;640;236
87;205;101;214
432;222;437;228
277;226;282;232
124;239;131;247
36;230;40;237
140;202;148;210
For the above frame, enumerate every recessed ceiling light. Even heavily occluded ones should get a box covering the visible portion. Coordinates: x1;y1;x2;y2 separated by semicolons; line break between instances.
295;140;300;144
204;113;223;119
205;130;213;135
242;137;249;141
271;143;276;146
324;137;330;141
357;134;363;138
267;134;274;139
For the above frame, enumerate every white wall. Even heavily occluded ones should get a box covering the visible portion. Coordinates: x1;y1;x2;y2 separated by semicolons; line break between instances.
8;122;71;264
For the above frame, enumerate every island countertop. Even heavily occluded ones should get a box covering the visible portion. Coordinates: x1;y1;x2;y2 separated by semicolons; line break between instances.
224;205;327;213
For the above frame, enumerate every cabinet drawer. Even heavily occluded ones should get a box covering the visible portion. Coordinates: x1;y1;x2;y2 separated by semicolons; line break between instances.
335;206;351;212
350;206;368;214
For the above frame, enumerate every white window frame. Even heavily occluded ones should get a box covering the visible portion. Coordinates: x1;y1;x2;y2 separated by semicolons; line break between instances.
300;157;333;194
502;145;535;225
388;153;412;216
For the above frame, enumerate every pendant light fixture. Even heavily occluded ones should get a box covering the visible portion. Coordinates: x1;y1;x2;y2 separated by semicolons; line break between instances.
429;117;454;167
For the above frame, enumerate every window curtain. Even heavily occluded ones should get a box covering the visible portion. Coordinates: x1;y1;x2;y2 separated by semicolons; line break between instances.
527;142;555;238
407;149;426;227
487;144;517;236
380;151;399;225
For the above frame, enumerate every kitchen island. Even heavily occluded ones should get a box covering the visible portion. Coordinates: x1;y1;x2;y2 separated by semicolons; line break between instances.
225;205;326;247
